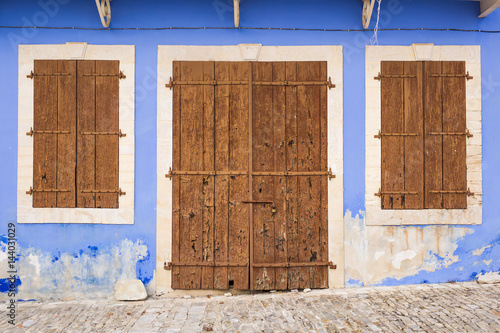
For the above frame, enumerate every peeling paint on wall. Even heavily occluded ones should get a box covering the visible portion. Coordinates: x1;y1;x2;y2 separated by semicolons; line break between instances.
0;237;149;300
344;210;474;287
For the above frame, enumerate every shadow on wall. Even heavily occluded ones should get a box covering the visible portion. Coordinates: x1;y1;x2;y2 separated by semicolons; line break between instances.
0;237;151;301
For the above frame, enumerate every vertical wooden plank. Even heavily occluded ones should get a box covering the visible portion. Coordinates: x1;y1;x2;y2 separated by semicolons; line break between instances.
214;62;230;290
56;60;77;207
201;62;215;289
95;60;119;208
77;60;96;208
424;62;444;209
442;61;467;209
33;60;58;208
381;61;405;209
171;61;181;289
272;62;288;290
252;62;275;290
285;62;300;289
296;61;321;288
403;61;424;209
228;62;249;290
318;61;328;288
178;61;204;289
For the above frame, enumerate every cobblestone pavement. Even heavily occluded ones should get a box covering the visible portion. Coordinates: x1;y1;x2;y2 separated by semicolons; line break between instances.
2;282;500;332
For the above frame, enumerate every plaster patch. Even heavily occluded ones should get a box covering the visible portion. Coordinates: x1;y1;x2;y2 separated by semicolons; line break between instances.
0;238;149;301
344;210;474;286
392;250;417;269
473;245;491;256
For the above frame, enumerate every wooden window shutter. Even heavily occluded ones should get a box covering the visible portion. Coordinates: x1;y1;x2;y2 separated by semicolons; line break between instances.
77;60;120;208
33;60;77;208
380;61;424;209
424;61;467;209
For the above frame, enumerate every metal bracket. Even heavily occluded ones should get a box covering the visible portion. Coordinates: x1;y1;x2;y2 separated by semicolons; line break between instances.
374;189;419;197
374;130;419;139
27;71;71;79
328;261;337;270
80;188;126;196
429;72;473;80
26;127;71;136
81;129;126;137
95;0;111;28
164;262;172;270
26;187;71;195
165;167;173;179
429;188;474;196
374;73;417;81
327;77;336;90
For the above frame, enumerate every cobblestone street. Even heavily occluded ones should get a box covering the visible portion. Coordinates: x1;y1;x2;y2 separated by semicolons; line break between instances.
2;282;500;332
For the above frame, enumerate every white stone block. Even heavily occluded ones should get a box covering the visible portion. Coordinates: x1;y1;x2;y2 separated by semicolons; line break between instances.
114;279;148;301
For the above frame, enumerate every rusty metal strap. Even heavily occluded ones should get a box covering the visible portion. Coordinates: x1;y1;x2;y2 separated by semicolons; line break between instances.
374;189;419;197
26;127;71;136
166;77;335;90
164;262;248;270
26;187;71;195
374;73;416;81
428;129;473;138
81;130;126;137
82;71;126;79
429;188;474;196
374;130;418;139
429;71;473;80
253;261;337;269
80;188;126;196
27;71;71;79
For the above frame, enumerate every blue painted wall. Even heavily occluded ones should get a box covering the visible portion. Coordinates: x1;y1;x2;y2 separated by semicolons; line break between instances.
0;0;499;298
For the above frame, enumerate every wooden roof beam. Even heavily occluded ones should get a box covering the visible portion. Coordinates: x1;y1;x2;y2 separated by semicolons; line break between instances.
479;0;500;17
234;0;240;28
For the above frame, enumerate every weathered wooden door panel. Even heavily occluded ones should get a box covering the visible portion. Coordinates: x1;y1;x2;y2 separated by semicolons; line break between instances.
172;61;329;290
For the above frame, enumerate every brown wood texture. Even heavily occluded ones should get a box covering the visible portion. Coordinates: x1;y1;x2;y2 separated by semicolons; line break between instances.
424;61;444;208
77;60;97;208
285;62;300;289
213;61;230;289
296;61;326;288
252;62;276;290
227;62;249;290
33;60;58;208
56;60;77;207
95;60;120;208
381;61;405;209
403;61;424;209
442;61;467;209
171;61;328;290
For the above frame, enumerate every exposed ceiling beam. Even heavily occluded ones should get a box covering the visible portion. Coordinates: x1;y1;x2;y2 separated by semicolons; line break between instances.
234;0;240;28
479;0;500;17
362;0;376;29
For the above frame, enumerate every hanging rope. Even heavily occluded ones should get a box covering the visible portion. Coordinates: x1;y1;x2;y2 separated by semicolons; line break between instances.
370;0;382;45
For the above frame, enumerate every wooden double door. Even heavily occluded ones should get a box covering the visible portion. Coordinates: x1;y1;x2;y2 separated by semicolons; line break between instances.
170;61;331;290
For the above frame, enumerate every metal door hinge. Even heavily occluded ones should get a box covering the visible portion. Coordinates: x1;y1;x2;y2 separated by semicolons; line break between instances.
82;71;126;79
80;188;126;196
328;261;337;269
26;127;71;136
27;71;71;79
429;188;474;196
374;189;419;197
26;187;71;195
374;130;418;139
429;72;473;80
374;73;416;81
81;129;126;137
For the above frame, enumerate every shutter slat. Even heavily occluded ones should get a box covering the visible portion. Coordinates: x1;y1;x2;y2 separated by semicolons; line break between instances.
424;62;444;208
95;60;120;208
56;60;77;207
442;61;467;209
77;60;97;208
381;61;405;209
33;60;58;208
403;61;424;209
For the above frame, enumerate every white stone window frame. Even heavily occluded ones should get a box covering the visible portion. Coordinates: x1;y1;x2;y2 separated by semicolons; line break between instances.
156;45;344;293
365;44;482;226
18;43;135;224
